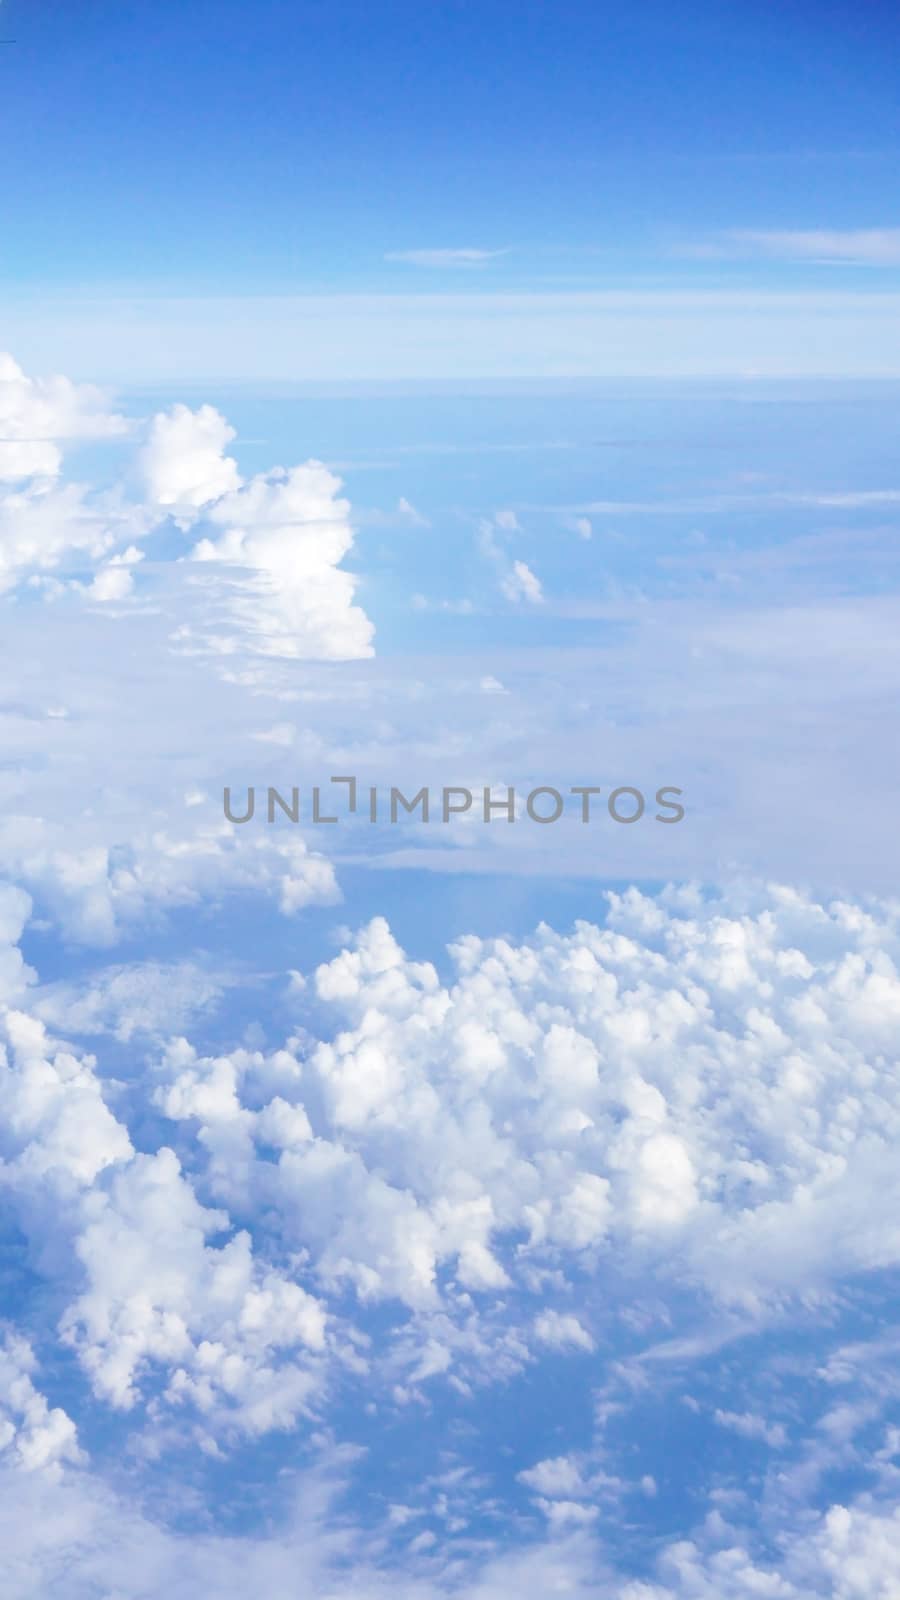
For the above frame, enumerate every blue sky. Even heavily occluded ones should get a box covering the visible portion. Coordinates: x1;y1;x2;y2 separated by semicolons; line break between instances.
4;0;899;289
3;5;900;1597
4;0;900;376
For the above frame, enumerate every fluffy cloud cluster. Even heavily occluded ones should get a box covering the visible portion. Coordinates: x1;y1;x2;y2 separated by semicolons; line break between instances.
1;1450;900;1598
190;460;375;658
0;1009;132;1187
143;397;374;658
0;354;144;595
151;887;900;1324
0;1011;329;1437
0;1335;82;1479
60;1148;328;1430
2;881;900;1591
0;802;340;946
9;879;900;1394
0;353;127;482
0;354;374;656
619;1502;900;1599
0;477;146;596
139;403;242;513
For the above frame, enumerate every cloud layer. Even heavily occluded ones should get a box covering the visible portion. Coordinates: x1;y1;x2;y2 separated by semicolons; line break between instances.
1;880;900;1589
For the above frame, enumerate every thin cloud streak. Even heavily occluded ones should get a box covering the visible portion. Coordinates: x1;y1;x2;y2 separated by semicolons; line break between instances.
688;227;900;264
384;248;509;267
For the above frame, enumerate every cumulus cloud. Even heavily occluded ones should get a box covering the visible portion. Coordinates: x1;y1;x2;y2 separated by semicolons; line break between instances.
0;477;147;594
12;872;900;1398
0;360;375;662
0;1009;133;1185
0;1335;82;1478
619;1501;900;1598
3;882;900;1587
2;1450;900;1599
0;353;127;481
533;1310;595;1352
189;458;374;659
60;1147;327;1427
0;1449;614;1599
138;396;374;656
518;1454;590;1498
0;1007;327;1434
133;886;900;1335
0;815;340;945
139;402;242;514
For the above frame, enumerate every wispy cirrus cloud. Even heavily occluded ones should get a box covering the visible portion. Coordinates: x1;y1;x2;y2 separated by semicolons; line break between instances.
693;227;900;265
384;247;508;267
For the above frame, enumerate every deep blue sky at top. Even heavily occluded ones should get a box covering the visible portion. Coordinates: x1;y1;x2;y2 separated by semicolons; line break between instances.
2;0;899;293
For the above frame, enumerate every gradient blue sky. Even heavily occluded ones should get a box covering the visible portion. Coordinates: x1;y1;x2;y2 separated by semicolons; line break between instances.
3;0;900;376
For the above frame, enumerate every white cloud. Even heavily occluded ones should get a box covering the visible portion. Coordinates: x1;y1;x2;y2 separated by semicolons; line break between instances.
2;1450;900;1600
188;459;374;659
0;362;386;947
138;401;374;657
139;402;242;514
60;1147;327;1427
0;885;34;1000
519;1454;589;1498
535;1498;599;1527
0;352;126;482
5;315;900;1596
501;559;543;604
0;1003;328;1436
0;1009;132;1186
12;802;900;1365
0;1450;612;1599
533;1310;595;1352
0;1335;82;1478
712;1408;787;1448
619;1500;900;1598
728;228;900;265
477;509;543;605
0;364;375;666
384;249;507;267
32;960;225;1041
0;818;340;945
5;881;900;1585
0;478;147;594
241;887;900;1321
87;562;135;601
